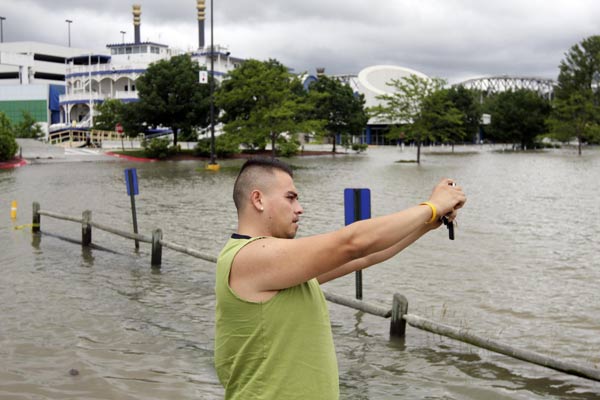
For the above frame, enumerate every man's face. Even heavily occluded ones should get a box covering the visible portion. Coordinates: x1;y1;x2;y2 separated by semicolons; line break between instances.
262;170;303;239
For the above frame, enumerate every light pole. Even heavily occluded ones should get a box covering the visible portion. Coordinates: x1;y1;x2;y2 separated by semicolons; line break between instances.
207;0;219;169
65;19;72;47
0;17;6;43
120;30;126;43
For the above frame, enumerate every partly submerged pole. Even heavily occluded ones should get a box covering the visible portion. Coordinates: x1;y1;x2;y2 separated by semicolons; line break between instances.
32;202;40;233
151;228;163;268
402;313;600;382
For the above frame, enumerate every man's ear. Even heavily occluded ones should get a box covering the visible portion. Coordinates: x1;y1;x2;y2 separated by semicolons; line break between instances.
250;190;264;211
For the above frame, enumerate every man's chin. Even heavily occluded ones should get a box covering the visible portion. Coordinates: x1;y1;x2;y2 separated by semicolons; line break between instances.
288;227;299;239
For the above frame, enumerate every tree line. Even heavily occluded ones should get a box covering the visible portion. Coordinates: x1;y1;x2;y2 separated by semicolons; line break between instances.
2;35;600;162
94;56;369;159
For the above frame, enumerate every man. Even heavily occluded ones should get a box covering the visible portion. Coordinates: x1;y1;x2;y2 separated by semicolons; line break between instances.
215;157;466;399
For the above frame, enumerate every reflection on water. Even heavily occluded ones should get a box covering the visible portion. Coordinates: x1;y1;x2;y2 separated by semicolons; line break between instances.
1;146;600;399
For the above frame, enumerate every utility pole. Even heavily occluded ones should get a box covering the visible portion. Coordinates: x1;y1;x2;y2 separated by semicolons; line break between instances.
120;30;126;43
206;0;219;170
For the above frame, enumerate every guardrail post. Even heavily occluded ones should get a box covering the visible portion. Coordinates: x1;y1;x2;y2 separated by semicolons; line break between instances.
151;229;162;268
390;293;408;338
32;202;40;233
82;210;92;246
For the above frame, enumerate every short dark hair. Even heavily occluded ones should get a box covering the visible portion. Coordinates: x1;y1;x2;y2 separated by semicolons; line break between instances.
233;158;293;211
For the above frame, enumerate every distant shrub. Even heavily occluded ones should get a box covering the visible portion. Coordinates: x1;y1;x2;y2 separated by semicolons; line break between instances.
277;138;300;158
0;132;18;161
143;138;173;159
0;112;18;161
352;143;368;153
195;135;240;158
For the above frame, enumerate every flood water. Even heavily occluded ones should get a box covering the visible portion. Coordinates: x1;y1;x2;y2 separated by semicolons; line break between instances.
1;145;599;399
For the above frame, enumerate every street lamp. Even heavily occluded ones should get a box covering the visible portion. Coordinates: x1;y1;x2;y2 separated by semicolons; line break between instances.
207;0;219;169
120;30;126;43
0;17;6;43
65;19;73;47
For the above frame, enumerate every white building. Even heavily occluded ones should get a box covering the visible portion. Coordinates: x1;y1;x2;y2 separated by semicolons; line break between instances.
56;42;244;130
55;3;244;132
0;41;97;135
58;42;173;128
1;3;244;137
0;41;92;86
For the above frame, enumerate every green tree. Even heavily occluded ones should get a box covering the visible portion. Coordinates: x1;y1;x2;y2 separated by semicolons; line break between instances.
447;86;482;144
420;89;466;152
548;35;600;154
484;90;551;150
216;59;323;158
0;112;18;161
308;76;368;153
93;98;125;131
136;54;212;146
370;74;446;163
547;92;600;152
120;102;146;137
93;99;146;139
13;111;44;139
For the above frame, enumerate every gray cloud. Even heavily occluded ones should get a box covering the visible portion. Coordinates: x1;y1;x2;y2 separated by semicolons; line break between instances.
1;0;599;82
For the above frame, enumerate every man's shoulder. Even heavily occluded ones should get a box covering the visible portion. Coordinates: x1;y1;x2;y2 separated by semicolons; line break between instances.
218;236;268;262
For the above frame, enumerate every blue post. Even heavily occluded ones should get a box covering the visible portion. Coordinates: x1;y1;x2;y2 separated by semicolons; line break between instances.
124;168;140;249
344;188;371;300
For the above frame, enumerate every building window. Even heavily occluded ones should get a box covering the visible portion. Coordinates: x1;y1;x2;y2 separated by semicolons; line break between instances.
125;47;132;54
124;85;129;92
131;84;136;91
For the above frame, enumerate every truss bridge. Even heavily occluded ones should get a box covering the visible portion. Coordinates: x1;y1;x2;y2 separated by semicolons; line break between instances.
456;76;555;99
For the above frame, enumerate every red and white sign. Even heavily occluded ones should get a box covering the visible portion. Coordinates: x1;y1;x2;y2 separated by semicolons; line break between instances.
199;70;208;84
116;123;124;135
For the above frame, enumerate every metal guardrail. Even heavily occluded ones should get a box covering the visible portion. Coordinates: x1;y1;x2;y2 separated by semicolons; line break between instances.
31;202;600;383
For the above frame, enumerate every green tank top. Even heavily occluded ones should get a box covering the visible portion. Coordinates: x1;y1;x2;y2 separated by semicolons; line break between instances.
215;236;339;400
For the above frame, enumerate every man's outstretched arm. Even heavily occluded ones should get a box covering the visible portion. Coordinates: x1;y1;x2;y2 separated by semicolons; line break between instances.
230;179;465;301
316;221;437;284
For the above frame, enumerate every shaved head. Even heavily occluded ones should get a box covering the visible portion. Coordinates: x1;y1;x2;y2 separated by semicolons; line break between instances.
233;158;294;212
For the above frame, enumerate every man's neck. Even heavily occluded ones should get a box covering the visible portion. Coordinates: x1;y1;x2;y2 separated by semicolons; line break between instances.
237;220;271;238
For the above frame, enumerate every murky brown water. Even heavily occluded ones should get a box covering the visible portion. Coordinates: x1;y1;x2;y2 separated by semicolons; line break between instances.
1;145;599;399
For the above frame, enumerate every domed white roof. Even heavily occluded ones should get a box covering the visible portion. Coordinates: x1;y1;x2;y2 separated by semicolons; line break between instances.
357;65;429;97
354;65;429;124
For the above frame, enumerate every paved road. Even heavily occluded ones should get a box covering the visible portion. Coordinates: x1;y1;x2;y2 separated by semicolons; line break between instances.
16;139;117;163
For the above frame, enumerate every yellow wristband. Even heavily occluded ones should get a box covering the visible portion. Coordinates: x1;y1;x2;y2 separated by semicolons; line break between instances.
419;202;437;224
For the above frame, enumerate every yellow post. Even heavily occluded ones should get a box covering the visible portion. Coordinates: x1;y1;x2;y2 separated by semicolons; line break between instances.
10;200;17;219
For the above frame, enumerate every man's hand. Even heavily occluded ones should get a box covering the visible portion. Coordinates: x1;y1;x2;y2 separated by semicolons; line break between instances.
428;179;466;222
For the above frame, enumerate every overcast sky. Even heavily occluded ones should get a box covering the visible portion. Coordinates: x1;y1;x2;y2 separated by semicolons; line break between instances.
1;0;599;83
